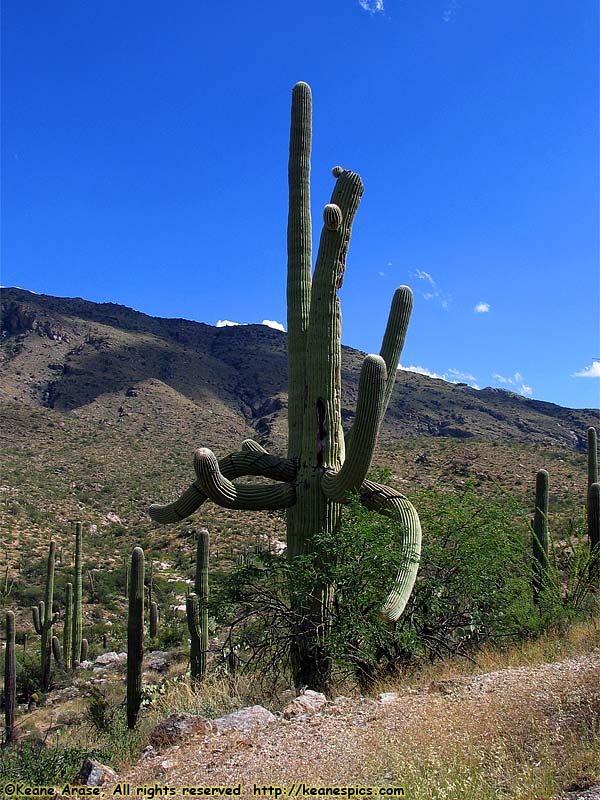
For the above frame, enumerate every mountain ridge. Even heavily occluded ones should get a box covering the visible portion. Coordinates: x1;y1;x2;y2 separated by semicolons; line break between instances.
1;287;597;455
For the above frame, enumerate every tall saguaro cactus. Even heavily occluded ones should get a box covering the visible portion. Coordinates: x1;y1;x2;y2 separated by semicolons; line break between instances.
4;610;16;745
148;82;422;690
127;547;144;729
32;541;58;691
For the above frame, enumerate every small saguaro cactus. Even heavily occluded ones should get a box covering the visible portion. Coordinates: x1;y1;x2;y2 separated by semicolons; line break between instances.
4;610;16;745
72;523;83;667
186;592;202;680
531;469;550;602
63;582;73;670
149;601;158;639
127;546;144;729
148;82;422;691
32;541;58;692
195;529;210;679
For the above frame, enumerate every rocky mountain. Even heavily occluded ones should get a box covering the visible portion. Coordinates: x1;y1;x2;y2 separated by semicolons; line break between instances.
1;287;597;454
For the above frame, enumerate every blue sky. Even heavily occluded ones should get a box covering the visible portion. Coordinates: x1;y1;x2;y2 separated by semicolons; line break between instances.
2;1;598;410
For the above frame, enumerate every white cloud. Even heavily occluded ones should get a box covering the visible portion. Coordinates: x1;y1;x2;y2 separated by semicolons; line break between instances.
443;0;461;22
387;261;393;267
261;319;285;332
358;0;384;12
414;269;435;287
400;364;445;380
573;361;600;378
399;364;480;390
378;271;385;277
474;302;490;313
216;318;285;332
412;269;451;309
492;371;533;397
447;368;478;383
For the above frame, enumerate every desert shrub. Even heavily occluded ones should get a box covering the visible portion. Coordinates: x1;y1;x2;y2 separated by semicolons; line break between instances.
214;485;553;690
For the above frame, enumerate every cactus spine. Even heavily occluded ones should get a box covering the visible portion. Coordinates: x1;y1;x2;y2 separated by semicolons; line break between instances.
148;82;421;691
72;522;83;667
32;540;57;691
4;610;16;745
127;546;144;729
532;469;550;601
63;582;73;670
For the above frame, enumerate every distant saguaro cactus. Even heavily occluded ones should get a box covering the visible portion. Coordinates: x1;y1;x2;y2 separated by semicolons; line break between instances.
4;610;16;745
148;82;422;691
531;469;550;602
195;530;209;679
186;593;202;680
149;601;158;639
72;523;83;667
32;541;58;691
127;547;144;729
63;582;73;670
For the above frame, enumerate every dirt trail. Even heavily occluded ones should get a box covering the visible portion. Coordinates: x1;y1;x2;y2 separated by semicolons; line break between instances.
106;649;600;800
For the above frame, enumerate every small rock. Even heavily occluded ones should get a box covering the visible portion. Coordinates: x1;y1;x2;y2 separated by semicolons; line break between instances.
141;745;157;760
283;689;327;719
214;705;277;734
378;692;399;704
150;713;213;748
73;758;118;786
145;651;170;672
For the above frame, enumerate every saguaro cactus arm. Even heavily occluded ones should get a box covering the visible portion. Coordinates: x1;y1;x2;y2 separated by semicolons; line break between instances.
358;480;422;621
149;442;296;523
322;355;386;501
193;448;296;510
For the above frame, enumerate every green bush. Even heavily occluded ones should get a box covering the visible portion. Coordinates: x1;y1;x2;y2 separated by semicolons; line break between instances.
215;485;563;690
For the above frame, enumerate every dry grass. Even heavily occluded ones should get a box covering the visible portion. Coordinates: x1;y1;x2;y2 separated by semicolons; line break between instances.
365;673;600;799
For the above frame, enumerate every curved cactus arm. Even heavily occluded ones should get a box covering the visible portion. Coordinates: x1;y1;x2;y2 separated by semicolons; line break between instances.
287;81;312;461
193;448;296;510
357;479;422;622
149;446;297;523
241;439;268;453
322;355;386;501
219;450;297;483
149;483;206;524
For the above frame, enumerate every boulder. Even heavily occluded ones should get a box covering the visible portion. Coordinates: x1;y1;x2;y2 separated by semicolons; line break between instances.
73;758;118;786
213;705;276;734
283;690;327;719
150;713;213;748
